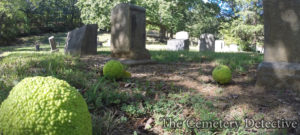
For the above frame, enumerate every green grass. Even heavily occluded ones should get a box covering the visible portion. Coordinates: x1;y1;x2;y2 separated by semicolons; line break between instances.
150;50;263;73
0;53;96;102
0;33;266;135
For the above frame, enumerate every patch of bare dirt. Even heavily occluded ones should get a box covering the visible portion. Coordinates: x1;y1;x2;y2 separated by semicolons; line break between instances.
81;55;300;134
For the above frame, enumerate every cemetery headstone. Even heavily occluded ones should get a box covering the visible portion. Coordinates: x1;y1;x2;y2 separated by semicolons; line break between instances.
65;24;98;56
48;36;58;52
214;40;225;52
175;31;189;40
104;39;111;47
147;30;159;38
97;37;103;46
35;42;40;51
215;40;240;52
199;34;215;52
167;31;190;51
256;45;264;53
110;3;151;60
256;0;300;91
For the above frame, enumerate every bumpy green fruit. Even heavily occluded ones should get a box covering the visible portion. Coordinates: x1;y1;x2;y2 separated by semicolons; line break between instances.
0;76;92;135
122;71;132;78
212;65;232;84
103;60;124;79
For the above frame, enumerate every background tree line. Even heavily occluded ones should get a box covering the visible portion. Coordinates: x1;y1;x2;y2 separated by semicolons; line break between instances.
0;0;81;45
0;0;263;51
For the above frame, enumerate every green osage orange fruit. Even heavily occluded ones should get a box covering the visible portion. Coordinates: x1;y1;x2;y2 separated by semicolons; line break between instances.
0;76;92;135
212;65;232;84
103;60;124;79
122;71;132;78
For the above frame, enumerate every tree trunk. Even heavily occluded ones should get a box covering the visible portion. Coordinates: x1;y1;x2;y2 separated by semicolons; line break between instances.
170;30;174;39
159;26;166;42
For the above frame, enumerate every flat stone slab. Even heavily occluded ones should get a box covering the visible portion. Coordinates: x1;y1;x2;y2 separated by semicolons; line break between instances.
256;62;300;91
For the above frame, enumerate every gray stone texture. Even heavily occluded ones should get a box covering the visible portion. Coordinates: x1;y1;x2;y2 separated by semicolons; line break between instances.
65;24;98;55
199;34;215;52
48;36;57;51
256;0;300;91
167;31;190;51
110;3;150;60
35;44;40;51
256;62;300;90
167;39;190;51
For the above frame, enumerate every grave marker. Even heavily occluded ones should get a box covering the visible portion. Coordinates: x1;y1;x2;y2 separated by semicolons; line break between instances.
256;0;300;91
65;24;98;56
167;31;190;51
110;3;150;60
49;36;58;52
199;34;215;52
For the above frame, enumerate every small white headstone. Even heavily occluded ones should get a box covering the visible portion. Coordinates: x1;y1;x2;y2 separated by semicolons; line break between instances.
214;40;240;52
104;39;111;46
256;45;264;53
215;40;225;52
228;44;239;52
175;31;189;40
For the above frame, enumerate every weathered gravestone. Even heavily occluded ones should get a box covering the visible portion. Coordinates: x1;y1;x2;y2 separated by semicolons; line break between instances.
199;34;215;52
256;0;300;91
167;31;190;51
110;3;151;60
35;42;40;51
48;36;58;52
65;24;98;55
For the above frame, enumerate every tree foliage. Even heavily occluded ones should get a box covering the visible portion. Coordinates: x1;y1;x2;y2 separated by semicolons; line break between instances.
0;0;265;51
76;0;221;39
219;0;264;51
0;0;81;45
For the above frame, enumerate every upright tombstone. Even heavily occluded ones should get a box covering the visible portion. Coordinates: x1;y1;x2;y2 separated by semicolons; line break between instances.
48;36;58;52
199;34;215;52
110;3;150;60
256;0;300;91
35;42;40;51
175;31;189;40
65;24;98;55
167;31;190;51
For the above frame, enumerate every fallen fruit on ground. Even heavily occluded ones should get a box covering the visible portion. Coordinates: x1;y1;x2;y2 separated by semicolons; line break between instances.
103;60;125;79
212;65;232;84
0;76;92;135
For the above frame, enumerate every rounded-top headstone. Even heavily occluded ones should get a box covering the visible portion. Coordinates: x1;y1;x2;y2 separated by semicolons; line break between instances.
175;31;189;40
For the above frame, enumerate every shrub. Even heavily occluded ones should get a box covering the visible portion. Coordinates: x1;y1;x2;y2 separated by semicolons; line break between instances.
0;76;92;135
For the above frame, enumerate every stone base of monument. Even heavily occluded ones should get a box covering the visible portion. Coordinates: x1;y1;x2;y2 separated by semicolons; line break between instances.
256;62;300;91
111;49;151;61
167;39;189;51
51;49;59;53
107;58;156;66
